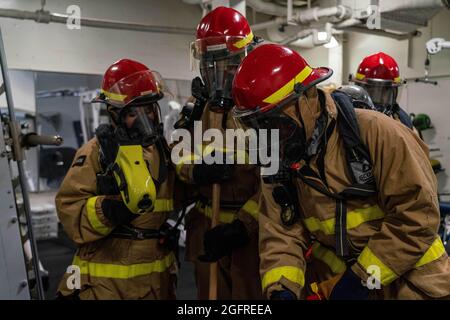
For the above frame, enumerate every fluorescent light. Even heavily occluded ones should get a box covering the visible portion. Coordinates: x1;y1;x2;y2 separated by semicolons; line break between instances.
324;36;339;49
318;32;328;41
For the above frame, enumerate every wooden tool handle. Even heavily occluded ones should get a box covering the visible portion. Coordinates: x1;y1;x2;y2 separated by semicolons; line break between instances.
209;183;221;300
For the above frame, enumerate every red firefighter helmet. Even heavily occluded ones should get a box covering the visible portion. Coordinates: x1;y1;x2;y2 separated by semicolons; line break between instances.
232;44;332;168
192;6;255;61
353;52;401;109
93;59;167;108
232;44;332;119
191;6;259;111
354;52;401;85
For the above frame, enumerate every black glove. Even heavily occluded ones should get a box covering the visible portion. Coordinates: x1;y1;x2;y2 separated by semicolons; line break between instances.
158;222;180;251
191;76;209;104
192;162;233;185
329;268;370;300
198;219;249;262
174;77;209;130
270;290;296;300
101;198;137;225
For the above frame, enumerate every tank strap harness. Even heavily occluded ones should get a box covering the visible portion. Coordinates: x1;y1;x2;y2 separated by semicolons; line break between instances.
291;91;377;263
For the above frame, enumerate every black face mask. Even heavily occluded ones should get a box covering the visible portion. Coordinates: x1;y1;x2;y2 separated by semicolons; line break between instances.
282;126;307;169
281;91;328;169
117;104;162;147
361;83;398;114
245;112;307;169
200;53;243;113
126;118;161;147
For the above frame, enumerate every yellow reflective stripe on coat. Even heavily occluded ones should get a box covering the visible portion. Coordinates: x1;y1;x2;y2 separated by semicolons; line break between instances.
86;196;112;236
100;89;127;102
241;199;260;221
195;201;236;224
233;31;254;49
357;237;446;286
303;205;385;235
311;242;347;274
262;66;313;105
72;252;175;279
153;199;173;212
415;237;446;268
202;145;251;165
262;266;305;291
175;152;201;178
357;246;397;286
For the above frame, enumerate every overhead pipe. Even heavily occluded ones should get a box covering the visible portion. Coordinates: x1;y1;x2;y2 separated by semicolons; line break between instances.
345;26;421;40
246;0;289;16
279;29;315;45
287;0;294;24
251;5;352;31
294;5;352;24
249;1;352;22
283;22;333;46
181;0;204;4
0;8;196;35
251;16;287;31
333;18;362;29
255;4;351;46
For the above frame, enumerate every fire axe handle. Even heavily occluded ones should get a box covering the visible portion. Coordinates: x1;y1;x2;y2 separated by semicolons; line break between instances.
209;183;221;300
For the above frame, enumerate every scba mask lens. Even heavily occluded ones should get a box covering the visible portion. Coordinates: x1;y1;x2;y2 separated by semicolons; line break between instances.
246;112;305;168
192;36;253;113
200;54;244;112
360;80;398;114
121;104;161;146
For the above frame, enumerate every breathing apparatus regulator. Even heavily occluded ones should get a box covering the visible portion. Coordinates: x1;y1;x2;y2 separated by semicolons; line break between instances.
174;76;209;129
92;59;171;215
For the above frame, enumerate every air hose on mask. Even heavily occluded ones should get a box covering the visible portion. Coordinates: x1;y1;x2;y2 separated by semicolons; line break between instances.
96;124;157;215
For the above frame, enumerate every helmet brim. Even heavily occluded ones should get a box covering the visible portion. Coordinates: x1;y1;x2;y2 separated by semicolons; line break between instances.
232;67;333;124
307;67;333;86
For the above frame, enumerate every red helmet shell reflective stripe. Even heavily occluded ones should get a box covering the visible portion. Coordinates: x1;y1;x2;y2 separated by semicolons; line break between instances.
355;52;401;84
99;59;161;107
196;6;253;54
232;44;331;113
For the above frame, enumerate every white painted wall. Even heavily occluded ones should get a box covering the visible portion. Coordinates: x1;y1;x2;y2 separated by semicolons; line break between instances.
0;0;202;80
398;78;450;196
343;9;450;195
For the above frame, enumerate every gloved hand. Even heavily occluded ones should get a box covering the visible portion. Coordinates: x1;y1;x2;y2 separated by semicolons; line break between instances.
174;77;209;130
270;290;296;300
192;162;233;185
158;222;180;251
329;268;370;300
198;219;249;262
191;76;209;104
101;198;138;225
